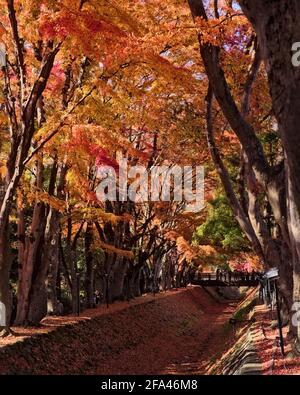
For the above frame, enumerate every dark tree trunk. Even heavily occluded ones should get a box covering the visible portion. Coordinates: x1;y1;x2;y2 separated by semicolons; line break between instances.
0;218;12;334
15;159;46;326
110;257;127;300
238;0;300;340
45;210;60;315
85;223;94;308
188;0;298;338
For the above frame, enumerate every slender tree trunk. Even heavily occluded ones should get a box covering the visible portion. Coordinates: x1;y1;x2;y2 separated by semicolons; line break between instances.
0;218;12;334
110;257;127;300
45;210;60;315
0;171;23;332
128;264;141;298
85;222;94;308
65;217;84;314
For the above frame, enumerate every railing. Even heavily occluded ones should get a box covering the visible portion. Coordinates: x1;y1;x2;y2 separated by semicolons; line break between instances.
191;271;262;287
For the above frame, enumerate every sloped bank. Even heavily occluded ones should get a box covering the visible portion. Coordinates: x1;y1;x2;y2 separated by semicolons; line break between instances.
0;287;232;375
218;325;262;375
209;292;264;375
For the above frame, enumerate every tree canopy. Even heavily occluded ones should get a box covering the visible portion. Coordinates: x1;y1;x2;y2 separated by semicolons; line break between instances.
0;0;299;345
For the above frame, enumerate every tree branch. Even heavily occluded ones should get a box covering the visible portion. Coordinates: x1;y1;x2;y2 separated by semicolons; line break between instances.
188;0;270;187
23;86;95;166
242;37;261;116
23;43;62;126
205;85;264;258
6;0;26;103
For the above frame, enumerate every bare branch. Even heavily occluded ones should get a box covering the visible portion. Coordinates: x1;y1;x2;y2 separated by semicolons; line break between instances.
23;43;62;125
214;0;219;18
6;0;26;103
79;0;88;10
242;37;261;116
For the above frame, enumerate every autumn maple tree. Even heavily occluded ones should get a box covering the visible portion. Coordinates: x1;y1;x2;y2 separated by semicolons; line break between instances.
0;0;207;334
0;0;299;354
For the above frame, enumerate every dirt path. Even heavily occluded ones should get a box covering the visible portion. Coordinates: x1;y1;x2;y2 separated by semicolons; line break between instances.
0;286;239;375
92;287;237;375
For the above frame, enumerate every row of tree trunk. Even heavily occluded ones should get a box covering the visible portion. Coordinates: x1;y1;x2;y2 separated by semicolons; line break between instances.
7;172;190;326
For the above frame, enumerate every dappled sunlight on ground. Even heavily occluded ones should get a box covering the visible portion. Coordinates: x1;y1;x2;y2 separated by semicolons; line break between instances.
253;305;300;375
